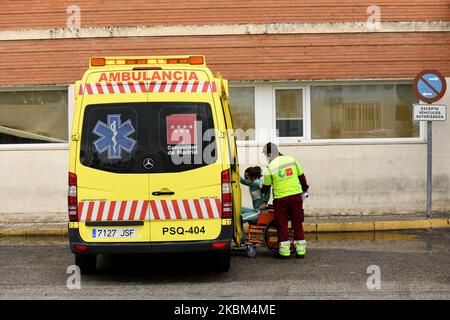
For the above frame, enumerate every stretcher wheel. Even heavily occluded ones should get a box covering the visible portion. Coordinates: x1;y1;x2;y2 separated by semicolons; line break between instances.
264;221;280;255
246;244;257;258
264;220;295;256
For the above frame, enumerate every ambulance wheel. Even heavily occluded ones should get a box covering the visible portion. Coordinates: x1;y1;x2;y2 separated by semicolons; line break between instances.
210;251;231;272
75;254;97;274
246;244;257;258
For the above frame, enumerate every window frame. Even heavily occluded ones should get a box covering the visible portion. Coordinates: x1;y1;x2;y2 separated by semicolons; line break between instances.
227;84;257;143
232;80;424;147
0;85;71;151
272;86;307;143
307;80;425;145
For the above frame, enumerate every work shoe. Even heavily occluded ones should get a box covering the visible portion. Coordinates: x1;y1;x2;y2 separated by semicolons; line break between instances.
278;241;291;258
294;240;307;258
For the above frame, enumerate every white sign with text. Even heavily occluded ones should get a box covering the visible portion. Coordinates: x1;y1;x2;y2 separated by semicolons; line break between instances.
413;104;447;121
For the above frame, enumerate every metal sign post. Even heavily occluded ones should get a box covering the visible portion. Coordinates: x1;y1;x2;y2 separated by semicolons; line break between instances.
413;70;447;219
413;103;447;217
427;120;432;218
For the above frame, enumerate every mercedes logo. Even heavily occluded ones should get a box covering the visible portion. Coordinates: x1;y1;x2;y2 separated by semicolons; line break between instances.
142;157;155;170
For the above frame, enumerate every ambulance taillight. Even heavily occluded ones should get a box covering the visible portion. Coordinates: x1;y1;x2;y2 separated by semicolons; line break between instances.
211;242;227;249
73;245;88;252
68;172;78;222
221;170;232;219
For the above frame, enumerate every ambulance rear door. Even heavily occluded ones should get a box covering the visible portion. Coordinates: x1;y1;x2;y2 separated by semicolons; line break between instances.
219;82;242;246
75;70;151;243
145;70;224;243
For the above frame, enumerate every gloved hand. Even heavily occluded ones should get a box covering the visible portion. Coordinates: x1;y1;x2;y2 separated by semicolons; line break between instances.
301;192;309;201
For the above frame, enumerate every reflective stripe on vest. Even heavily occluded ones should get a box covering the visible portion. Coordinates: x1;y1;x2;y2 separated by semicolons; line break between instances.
268;161;297;175
265;156;303;199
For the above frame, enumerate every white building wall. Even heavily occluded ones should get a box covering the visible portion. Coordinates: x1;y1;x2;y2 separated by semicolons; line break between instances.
0;148;68;214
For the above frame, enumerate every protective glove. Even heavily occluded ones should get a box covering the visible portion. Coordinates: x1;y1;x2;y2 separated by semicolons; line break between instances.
301;192;309;201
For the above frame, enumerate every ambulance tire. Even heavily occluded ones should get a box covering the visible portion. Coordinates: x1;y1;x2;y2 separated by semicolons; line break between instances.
210;251;231;272
75;254;97;274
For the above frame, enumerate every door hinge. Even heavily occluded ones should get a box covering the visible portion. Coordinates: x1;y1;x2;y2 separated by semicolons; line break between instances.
71;134;79;141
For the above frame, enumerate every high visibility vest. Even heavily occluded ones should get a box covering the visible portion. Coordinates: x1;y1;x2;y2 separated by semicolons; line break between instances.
263;155;303;199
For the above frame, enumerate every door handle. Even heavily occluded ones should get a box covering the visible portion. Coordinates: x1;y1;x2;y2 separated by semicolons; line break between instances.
152;191;175;196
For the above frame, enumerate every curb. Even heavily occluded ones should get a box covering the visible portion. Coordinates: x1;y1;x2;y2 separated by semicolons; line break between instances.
0;227;68;237
306;218;450;233
0;218;449;237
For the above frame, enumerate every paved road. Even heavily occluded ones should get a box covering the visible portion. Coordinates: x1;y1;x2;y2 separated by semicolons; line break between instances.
0;229;449;299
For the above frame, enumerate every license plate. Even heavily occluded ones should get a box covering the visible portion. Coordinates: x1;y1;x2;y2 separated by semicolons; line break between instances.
92;228;137;239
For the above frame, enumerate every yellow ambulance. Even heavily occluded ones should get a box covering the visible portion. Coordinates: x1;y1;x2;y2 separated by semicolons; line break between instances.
68;56;242;273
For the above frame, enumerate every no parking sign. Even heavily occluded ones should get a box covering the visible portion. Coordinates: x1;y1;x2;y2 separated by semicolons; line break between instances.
413;70;447;103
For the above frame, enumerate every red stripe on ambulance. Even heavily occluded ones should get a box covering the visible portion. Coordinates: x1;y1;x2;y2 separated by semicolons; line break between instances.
117;82;125;94
105;83;113;94
204;199;214;219
129;200;138;221
140;200;150;220
182;199;193;219
107;201;116;221
77;202;84;221
171;200;182;220
215;199;222;217
191;82;199;93
86;84;93;95
118;201;127;220
150;200;160;220
128;82;137;93
160;200;171;220
158;81;167;93
96;83;104;95
181;81;188;92
86;202;94;221
79;81;217;95
97;201;106;220
78;199;221;221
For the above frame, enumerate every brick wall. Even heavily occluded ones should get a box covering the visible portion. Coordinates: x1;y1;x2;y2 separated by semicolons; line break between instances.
0;32;449;85
0;0;449;30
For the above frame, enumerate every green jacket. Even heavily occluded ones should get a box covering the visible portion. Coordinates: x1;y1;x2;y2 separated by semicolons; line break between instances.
240;176;270;210
263;155;303;199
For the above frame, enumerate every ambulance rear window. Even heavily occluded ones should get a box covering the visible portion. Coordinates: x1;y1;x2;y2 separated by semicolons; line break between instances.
80;102;217;173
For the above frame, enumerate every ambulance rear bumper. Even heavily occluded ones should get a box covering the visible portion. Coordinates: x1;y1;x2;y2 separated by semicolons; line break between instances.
68;226;233;254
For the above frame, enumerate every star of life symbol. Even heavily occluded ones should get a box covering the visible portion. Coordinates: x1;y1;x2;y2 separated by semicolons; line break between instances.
93;114;136;159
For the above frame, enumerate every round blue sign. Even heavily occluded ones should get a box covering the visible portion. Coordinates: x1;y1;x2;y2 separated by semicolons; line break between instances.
413;70;447;103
